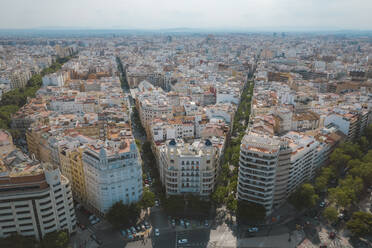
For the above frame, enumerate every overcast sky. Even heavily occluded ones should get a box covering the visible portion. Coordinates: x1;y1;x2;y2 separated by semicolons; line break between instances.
1;0;371;30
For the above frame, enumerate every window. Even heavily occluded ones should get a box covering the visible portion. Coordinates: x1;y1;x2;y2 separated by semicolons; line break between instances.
0;218;14;223
20;223;33;227
3;225;16;229
17;211;30;215
18;217;31;221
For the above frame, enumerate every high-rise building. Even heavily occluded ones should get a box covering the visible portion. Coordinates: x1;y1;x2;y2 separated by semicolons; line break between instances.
0;130;76;240
238;132;290;214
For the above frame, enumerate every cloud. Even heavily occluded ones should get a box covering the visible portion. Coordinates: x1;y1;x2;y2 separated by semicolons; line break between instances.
0;0;371;30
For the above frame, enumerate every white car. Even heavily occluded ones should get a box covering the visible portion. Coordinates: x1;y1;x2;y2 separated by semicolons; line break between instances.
178;239;188;244
154;228;160;236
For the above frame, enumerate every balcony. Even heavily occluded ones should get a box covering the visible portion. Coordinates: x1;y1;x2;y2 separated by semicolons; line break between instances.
239;161;275;172
237;186;273;200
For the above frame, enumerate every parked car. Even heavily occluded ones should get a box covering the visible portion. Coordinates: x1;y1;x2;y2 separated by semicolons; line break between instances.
248;227;259;232
127;234;134;240
204;220;209;227
144;221;150;229
127;229;132;235
338;213;344;220
185;220;190;228
171;219;176;227
178;239;188;244
180;219;184;226
120;230;126;237
154;228;160;236
319;201;326;208
155;200;159;207
89;215;96;221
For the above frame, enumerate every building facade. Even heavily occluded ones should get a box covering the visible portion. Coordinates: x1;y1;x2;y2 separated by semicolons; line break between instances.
82;137;142;215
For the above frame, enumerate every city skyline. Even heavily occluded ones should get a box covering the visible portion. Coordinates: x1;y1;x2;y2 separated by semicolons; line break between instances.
1;0;372;30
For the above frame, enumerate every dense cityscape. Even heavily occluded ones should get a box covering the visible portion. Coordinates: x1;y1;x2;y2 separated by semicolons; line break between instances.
0;31;372;248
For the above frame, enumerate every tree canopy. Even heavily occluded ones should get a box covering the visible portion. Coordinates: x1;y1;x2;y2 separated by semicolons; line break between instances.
323;206;338;223
289;183;319;210
346;212;372;237
40;230;69;248
106;201;141;229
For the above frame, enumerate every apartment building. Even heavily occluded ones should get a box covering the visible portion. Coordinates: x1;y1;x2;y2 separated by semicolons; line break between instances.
324;112;360;141
238;132;289;214
136;89;173;136
82;133;142;215
158;138;221;196
283;132;319;195
59;143;87;204
0;131;76;240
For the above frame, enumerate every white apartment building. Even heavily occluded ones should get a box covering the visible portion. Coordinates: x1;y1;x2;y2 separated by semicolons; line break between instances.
136;89;173;135
0;150;75;240
216;86;240;105
324;112;359;140
238;129;335;214
205;103;236;125
42;72;66;87
283;132;319;195
151;118;195;142
158;138;220;196
82;137;142;215
238;132;291;214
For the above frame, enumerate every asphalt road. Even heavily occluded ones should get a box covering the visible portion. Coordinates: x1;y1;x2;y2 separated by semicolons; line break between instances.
176;229;211;248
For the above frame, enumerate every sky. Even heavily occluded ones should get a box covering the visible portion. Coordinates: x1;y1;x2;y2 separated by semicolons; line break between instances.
0;0;371;30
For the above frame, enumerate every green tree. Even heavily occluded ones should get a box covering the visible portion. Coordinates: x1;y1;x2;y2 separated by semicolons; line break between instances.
135;139;142;152
106;201;140;229
358;136;370;153
330;148;351;171
339;175;363;198
363;124;372;146
226;194;237;212
41;230;69;248
350;162;372;188
346;212;372;237
328;187;352;208
315;176;328;193
211;185;228;205
289;183;319;210
140;187;155;208
347;159;362;170
323;206;338;223
340;142;363;159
